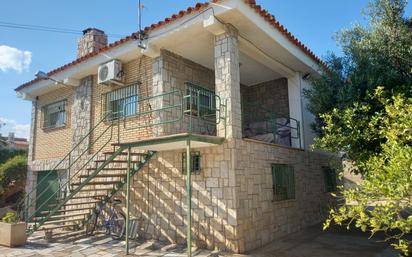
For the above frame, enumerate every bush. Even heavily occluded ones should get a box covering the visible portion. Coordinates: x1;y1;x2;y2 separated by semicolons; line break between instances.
1;211;17;224
0;155;27;204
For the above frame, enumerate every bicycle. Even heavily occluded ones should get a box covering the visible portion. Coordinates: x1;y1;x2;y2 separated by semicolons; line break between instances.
85;198;126;240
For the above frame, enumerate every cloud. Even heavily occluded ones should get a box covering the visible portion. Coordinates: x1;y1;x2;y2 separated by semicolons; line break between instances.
0;45;32;73
0;117;30;139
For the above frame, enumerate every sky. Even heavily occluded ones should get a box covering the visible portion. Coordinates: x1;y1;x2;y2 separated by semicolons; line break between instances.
0;0;411;139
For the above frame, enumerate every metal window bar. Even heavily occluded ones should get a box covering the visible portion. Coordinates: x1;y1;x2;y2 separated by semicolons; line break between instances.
323;167;337;192
182;152;201;175
272;164;295;201
123;86;227;136
103;84;138;120
42;100;67;129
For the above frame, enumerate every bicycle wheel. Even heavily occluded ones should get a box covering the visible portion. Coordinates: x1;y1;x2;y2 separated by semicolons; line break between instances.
85;211;98;236
110;211;126;240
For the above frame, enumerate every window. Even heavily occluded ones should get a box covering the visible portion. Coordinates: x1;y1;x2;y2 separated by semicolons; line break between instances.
186;82;216;117
42;100;67;129
323;167;337;192
272;164;295;201
104;84;138;120
182;151;201;175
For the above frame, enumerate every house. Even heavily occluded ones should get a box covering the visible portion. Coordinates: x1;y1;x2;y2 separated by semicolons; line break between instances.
15;0;337;254
0;133;29;150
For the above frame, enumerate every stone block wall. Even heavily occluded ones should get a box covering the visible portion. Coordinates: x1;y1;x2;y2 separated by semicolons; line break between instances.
241;77;290;122
234;139;334;252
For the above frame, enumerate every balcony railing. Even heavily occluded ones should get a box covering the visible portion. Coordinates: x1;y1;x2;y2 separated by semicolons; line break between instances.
242;103;301;148
120;83;227;137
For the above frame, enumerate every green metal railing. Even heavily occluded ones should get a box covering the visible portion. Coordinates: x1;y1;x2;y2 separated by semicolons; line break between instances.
242;103;301;148
18;111;121;229
122;84;227;137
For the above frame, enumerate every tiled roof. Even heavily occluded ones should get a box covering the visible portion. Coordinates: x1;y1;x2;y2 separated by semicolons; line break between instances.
15;0;323;91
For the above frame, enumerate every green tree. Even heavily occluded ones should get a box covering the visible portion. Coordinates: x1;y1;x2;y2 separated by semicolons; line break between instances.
304;0;412;255
0;155;27;206
321;89;412;255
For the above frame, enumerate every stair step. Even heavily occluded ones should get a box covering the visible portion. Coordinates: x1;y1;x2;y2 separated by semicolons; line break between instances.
33;212;88;221
94;159;141;164
72;180;122;186
104;151;147;156
71;194;106;199
39;206;94;215
38;223;80;231
86;167;128;171
78;174;126;179
47;200;99;208
43;217;84;226
51;229;86;241
77;188;110;192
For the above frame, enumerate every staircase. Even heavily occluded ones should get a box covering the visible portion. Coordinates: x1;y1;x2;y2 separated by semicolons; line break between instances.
27;148;155;235
18;112;156;237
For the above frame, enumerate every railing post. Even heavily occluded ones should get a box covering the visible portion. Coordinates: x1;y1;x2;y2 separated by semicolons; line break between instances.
125;146;131;255
186;139;192;257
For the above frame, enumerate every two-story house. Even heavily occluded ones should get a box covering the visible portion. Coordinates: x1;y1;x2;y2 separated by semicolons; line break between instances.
15;0;337;254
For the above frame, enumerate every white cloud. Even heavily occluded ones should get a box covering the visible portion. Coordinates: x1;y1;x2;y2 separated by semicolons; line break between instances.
0;45;32;73
0;117;30;139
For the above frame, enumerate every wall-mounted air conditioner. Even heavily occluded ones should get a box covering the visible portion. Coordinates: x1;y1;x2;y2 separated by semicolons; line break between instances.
97;60;123;85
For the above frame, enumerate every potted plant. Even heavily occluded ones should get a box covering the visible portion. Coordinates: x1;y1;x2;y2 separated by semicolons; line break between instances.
0;211;27;247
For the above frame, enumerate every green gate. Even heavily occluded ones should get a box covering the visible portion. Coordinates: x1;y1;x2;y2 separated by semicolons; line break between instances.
35;170;60;216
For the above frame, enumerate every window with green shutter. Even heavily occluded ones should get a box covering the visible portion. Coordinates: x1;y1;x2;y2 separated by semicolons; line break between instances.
272;164;295;201
182;151;201;175
323;167;337;192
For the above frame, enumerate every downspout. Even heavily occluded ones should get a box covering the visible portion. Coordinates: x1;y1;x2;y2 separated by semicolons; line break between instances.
298;73;306;150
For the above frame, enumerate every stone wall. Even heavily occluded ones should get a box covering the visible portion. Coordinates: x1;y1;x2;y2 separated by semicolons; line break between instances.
234;139;334;252
241;77;290;120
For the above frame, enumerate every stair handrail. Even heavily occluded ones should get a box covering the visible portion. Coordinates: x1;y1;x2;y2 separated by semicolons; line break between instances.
18;111;119;222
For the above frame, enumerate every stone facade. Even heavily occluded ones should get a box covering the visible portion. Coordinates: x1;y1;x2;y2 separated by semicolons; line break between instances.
25;30;334;254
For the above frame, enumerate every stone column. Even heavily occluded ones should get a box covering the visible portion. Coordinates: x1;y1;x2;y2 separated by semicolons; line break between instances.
70;76;93;175
25;100;38;217
214;25;242;139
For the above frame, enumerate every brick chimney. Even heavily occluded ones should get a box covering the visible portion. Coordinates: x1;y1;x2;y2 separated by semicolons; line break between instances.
77;28;108;58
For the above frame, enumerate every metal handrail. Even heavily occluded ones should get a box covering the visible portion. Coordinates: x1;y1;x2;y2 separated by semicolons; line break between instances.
19;111;120;223
242;102;301;148
122;85;227;136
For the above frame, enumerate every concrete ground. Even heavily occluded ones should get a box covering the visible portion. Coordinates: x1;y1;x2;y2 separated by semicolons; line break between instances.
0;224;400;257
230;225;399;257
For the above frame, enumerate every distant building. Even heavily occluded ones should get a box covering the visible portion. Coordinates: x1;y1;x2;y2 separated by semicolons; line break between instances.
0;132;29;150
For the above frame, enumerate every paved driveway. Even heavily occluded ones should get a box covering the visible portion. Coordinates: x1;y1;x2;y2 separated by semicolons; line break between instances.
230;225;398;257
0;225;399;257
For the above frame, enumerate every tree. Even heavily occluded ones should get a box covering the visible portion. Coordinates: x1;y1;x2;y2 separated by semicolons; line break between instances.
304;0;412;255
0;155;27;206
321;88;412;255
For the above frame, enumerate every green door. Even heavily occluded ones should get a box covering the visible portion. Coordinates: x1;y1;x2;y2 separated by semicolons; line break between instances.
35;170;60;216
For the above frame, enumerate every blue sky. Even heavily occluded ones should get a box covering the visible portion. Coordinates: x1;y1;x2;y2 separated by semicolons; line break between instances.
0;0;410;138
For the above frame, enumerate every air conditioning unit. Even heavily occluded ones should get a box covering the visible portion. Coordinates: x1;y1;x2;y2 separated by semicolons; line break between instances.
98;60;123;85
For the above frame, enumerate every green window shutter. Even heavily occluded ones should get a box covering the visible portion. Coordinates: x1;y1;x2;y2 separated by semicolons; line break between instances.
323;167;337;192
272;164;295;201
182;152;201;175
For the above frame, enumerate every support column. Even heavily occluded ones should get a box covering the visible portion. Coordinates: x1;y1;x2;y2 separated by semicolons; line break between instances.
25;100;38;219
214;25;242;139
185;139;192;257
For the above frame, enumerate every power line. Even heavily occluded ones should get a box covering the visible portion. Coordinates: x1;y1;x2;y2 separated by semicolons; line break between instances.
0;21;127;38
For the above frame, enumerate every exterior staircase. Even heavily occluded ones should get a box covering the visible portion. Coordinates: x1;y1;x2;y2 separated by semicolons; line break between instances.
26;146;155;235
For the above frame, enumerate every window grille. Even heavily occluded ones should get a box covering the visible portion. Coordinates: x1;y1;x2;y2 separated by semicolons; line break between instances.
182;151;201;175
186;82;216;117
323;167;337;192
272;164;295;201
42;100;67;129
104;84;138;120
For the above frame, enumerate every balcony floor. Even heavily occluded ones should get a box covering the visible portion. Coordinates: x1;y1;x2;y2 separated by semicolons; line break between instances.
118;133;225;151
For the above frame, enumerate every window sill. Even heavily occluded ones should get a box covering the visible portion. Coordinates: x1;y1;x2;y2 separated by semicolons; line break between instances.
42;124;67;132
